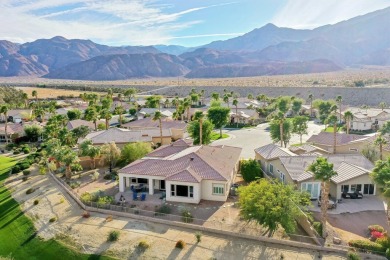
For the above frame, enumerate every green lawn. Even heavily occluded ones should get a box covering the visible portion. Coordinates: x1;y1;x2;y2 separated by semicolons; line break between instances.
324;126;343;133
0;156;113;260
210;131;229;141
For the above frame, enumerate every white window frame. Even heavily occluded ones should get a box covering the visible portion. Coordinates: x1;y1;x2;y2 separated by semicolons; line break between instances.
279;172;285;184
212;184;224;195
170;184;194;198
269;164;274;173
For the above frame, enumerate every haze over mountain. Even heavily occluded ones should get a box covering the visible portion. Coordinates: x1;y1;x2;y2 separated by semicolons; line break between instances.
0;7;389;80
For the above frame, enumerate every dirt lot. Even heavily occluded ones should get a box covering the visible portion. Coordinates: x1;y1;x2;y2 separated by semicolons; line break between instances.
6;173;346;259
15;86;97;99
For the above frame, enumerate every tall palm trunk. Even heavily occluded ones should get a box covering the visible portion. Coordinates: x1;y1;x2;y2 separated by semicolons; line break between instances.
65;165;71;179
187;108;190;122
105;119;109;130
346;119;350;134
4;112;8;144
119;113;123;126
199;118;203;145
310;100;313;117
235;105;238;127
94;120;97;131
159;119;163;145
280;120;284;147
333;122;337;154
320;181;330;238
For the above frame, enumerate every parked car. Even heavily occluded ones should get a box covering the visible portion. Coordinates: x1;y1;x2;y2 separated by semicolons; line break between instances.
342;191;363;199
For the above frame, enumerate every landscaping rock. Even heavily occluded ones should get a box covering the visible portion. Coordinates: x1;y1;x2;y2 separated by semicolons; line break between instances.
333;237;342;245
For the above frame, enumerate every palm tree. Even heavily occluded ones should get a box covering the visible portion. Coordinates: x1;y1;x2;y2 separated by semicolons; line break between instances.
211;92;219;101
0;105;9;143
371;157;390;219
115;105;125;126
308;157;337;238
85;107;99;131
22;92;29;108
194;111;205;145
118;93;123;105
79;140;101;169
326;114;338;154
308;94;313;118
223;94;230;108
343;111;354;134
107;88;113;99
183;99;191;121
34;106;46;123
32;90;38;104
272;111;285;147
124;88;137;103
247;93;253;100
336;95;343;123
153;111;163;145
379;102;387;111
233;98;238;127
100;109;112;130
375;135;387;161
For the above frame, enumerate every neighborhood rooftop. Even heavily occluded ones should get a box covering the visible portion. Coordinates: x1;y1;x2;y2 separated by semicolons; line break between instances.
254;143;296;160
307;132;372;146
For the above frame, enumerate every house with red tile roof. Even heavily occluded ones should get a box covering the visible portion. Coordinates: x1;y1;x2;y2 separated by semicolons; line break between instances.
118;139;242;204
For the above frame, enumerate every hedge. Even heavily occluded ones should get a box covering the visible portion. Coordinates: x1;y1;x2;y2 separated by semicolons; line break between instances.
348;240;385;254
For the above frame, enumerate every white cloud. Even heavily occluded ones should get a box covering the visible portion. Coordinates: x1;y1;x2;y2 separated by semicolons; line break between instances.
272;0;390;29
0;0;236;45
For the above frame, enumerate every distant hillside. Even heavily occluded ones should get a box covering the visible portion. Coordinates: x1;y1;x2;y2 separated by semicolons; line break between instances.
44;53;189;80
0;7;390;79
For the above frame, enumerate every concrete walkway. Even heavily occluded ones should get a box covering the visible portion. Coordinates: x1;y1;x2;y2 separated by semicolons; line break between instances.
309;196;387;214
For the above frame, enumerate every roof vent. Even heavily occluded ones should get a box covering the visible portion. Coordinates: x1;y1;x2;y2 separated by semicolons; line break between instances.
190;157;194;161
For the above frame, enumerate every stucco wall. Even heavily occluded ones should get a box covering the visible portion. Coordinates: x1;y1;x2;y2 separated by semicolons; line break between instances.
312;142;367;154
268;159;294;184
201;180;229;201
166;181;201;204
171;128;184;140
151;136;172;145
335;174;376;199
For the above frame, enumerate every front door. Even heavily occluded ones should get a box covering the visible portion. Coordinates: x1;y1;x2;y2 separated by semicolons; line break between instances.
160;180;166;190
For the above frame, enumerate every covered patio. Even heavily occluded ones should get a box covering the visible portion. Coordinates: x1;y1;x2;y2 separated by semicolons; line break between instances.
115;191;165;209
119;175;166;195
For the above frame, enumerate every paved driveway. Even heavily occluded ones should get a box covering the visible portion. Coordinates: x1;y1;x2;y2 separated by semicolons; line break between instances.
211;121;324;158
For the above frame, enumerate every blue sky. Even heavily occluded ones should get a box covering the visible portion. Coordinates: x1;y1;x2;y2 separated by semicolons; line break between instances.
1;0;389;46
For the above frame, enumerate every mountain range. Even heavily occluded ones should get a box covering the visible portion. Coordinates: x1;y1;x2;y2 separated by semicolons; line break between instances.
0;7;390;80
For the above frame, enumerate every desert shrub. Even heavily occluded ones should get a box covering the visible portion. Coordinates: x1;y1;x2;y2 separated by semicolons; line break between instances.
59;198;65;204
97;196;114;206
22;170;31;176
33;199;39;205
386;248;390;259
155;205;171;216
49;217;56;223
80;192;98;203
181;209;193;223
347;251;361;260
368;225;385;233
348;240;385;254
103;174;112;180
107;230;120;242
138;240;150;250
105;215;113;222
22;147;30;154
175;240;186;249
240;159;262;182
313;222;323;236
82;211;90;218
377;237;390;248
13;150;20;155
26;188;35;195
22;176;28;182
195;232;202;243
6;143;15;150
18;163;30;171
91;171;99;181
68;181;81;189
12;165;20;174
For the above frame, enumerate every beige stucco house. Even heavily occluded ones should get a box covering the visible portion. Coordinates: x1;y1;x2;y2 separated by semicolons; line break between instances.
118;139;242;204
230;109;260;125
122;118;187;141
255;144;376;200
306;132;374;154
337;108;390;131
78;127;172;148
254;143;296;173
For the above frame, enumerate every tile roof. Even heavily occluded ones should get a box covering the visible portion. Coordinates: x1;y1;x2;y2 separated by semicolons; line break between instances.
307;132;371;146
67;119;95;130
7;109;32;117
254;143;296;160
278;154;374;183
165;168;201;183
80;128;153;144
119;144;242;182
122;117;187;130
289;144;329;154
331;162;369;184
146;139;192;158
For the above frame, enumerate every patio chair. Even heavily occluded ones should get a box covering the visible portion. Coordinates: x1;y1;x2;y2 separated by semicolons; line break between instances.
130;185;135;192
141;193;146;201
132;192;138;201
